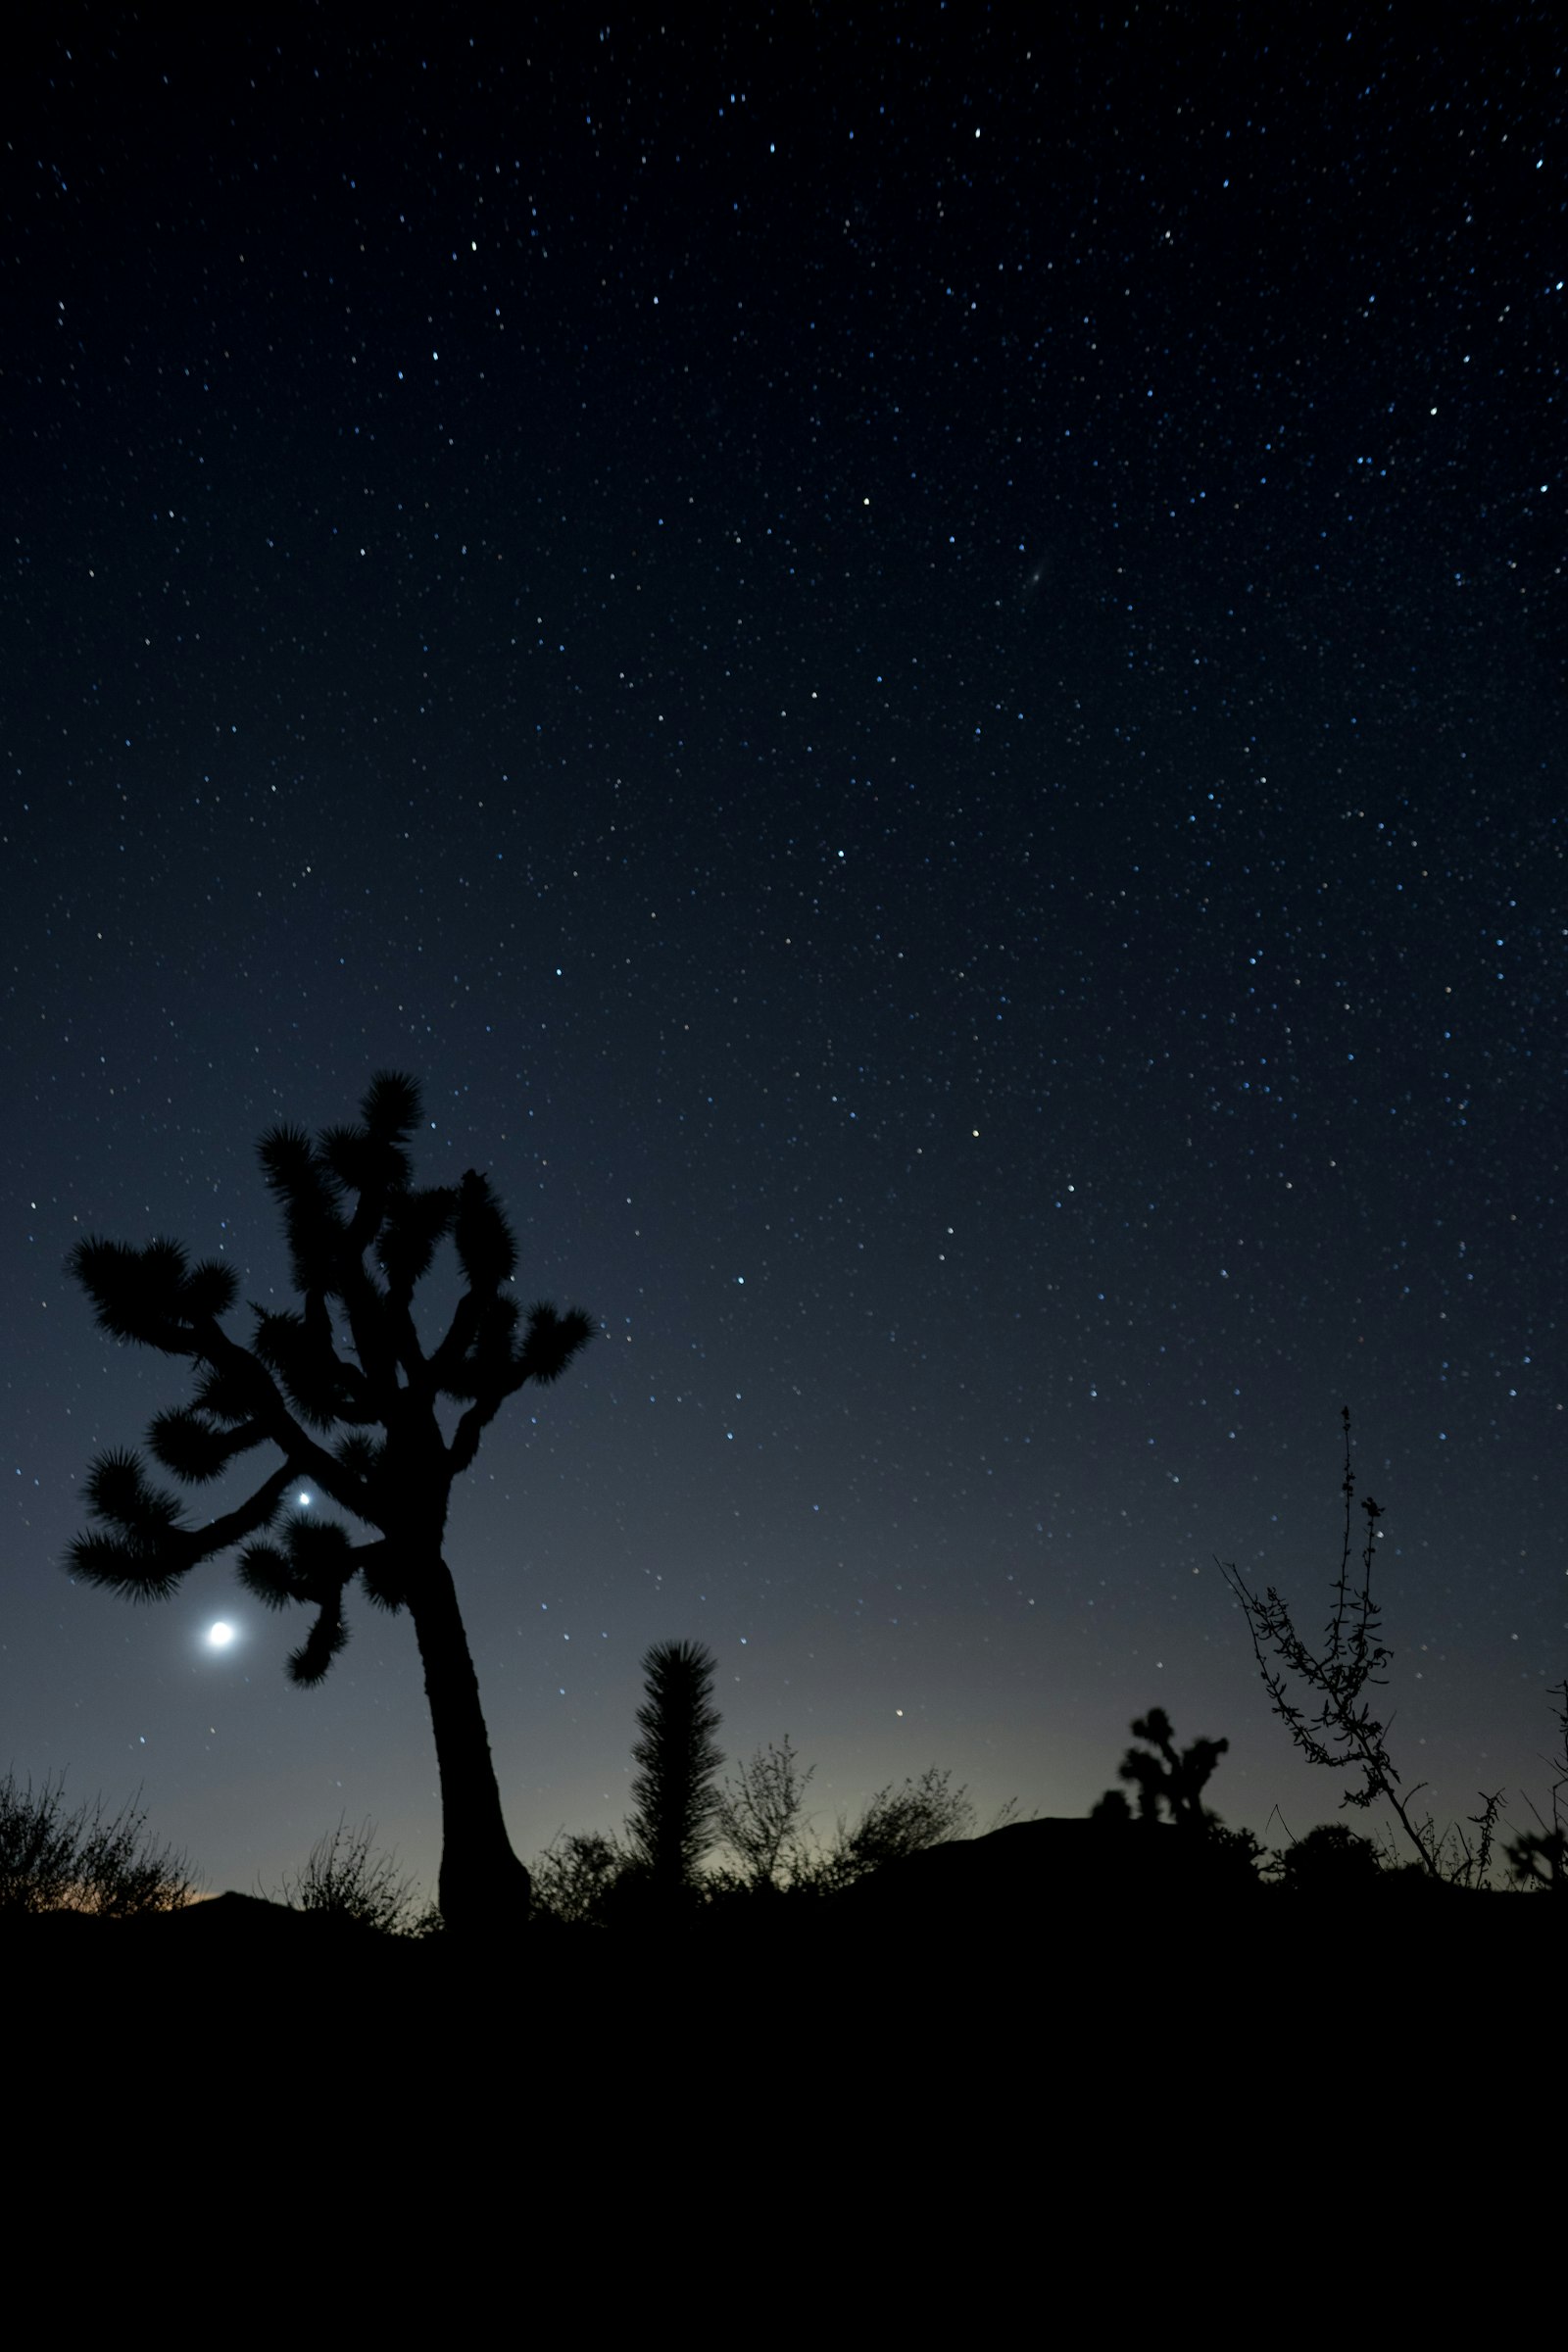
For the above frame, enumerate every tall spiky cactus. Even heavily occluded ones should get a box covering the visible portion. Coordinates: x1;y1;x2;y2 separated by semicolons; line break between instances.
66;1071;593;1936
625;1640;724;1897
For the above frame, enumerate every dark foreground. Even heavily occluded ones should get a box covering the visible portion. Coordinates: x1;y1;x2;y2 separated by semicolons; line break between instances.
11;1823;1556;2317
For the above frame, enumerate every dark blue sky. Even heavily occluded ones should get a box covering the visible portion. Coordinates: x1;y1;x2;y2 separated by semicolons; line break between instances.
5;8;1562;1901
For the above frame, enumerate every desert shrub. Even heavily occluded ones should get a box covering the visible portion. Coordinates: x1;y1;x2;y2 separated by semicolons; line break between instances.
809;1765;977;1891
1202;1820;1269;1885
0;1770;198;1917
270;1817;421;1934
529;1829;628;1928
1272;1821;1385;1896
714;1737;816;1890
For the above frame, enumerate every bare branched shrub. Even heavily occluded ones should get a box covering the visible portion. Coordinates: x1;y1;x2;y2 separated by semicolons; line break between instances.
271;1817;421;1934
810;1765;977;1892
715;1737;816;1890
1221;1410;1503;1885
0;1771;198;1917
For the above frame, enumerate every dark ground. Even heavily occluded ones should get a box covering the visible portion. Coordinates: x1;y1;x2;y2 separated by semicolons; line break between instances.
12;1871;1552;2320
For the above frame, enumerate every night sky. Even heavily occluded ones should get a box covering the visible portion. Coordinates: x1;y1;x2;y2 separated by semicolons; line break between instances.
5;10;1563;1905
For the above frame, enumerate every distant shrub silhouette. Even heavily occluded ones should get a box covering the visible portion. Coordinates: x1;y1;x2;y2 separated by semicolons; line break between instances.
529;1829;628;1927
715;1736;815;1890
1272;1820;1385;1896
715;1751;1018;1896
0;1770;197;1917
270;1817;424;1934
811;1765;979;1891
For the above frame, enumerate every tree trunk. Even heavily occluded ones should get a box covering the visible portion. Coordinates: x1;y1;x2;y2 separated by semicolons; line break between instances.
409;1554;531;1937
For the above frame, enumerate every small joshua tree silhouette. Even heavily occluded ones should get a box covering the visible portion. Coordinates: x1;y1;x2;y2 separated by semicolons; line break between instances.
1110;1708;1230;1833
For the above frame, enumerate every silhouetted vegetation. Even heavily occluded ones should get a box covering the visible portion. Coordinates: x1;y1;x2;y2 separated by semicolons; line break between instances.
810;1764;986;1890
529;1828;628;1928
1092;1712;1268;1890
714;1736;816;1890
39;1369;1562;1966
0;1770;197;1916
624;1639;725;1904
1098;1706;1230;1833
270;1816;435;1935
64;1071;592;1935
1221;1407;1504;1886
526;1662;1005;1922
1503;1676;1568;1894
1269;1819;1384;1896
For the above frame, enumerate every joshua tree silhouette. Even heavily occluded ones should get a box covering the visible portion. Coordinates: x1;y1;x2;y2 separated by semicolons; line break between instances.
1112;1707;1230;1833
65;1070;592;1936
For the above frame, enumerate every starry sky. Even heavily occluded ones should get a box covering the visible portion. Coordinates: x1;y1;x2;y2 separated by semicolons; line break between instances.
5;9;1563;1903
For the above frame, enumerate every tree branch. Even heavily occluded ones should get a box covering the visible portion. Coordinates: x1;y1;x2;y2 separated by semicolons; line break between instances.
191;1316;372;1520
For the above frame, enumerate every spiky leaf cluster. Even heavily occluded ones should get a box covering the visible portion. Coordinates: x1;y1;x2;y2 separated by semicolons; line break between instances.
71;1236;238;1354
68;1449;292;1602
239;1517;360;1683
148;1403;268;1485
